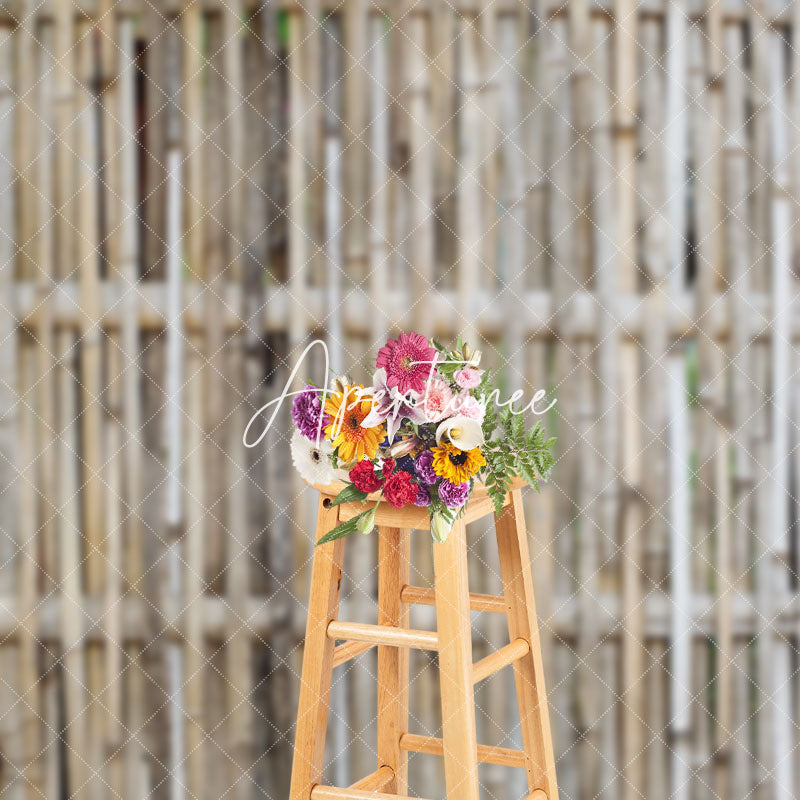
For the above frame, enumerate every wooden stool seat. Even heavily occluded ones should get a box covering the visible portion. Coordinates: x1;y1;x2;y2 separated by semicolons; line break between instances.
289;480;559;800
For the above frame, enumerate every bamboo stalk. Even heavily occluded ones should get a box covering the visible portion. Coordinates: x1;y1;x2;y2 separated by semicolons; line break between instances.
115;15;146;795
342;0;368;290
406;9;434;334
713;421;732;800
721;45;755;799
322;15;344;371
457;13;482;346
57;328;89;799
476;0;498;302
17;343;42;800
163;25;187;800
367;12;390;348
688;18;721;599
638;19;672;799
0;21;20;800
101;22;124;792
752;337;773;799
766;28;794;800
221;3;255;798
104;337;125;800
589;12;619;574
11;282;800;340
181;3;207;799
17;3;48;795
75;19;106;798
35;22;58;594
613;4;644;799
668;352;691;800
541;27;578;794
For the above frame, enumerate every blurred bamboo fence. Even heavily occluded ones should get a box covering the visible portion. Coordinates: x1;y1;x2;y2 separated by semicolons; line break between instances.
0;1;799;799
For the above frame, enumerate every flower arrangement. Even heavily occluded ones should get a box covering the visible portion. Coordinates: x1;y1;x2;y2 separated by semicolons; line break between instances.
289;333;556;544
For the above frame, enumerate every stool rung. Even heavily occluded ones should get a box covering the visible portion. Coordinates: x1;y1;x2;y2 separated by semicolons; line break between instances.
399;733;527;769
472;638;530;684
400;584;507;614
327;620;439;651
349;765;394;791
332;640;375;668
311;787;427;800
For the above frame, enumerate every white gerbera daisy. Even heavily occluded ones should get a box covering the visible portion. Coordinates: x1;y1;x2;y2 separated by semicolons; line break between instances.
290;428;336;485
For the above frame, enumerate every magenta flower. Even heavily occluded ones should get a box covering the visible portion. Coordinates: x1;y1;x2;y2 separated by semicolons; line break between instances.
376;332;436;395
292;385;329;441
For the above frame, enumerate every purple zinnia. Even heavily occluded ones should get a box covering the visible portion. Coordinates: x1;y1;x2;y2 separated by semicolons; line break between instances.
414;450;437;485
413;485;432;507
292;385;329;441
438;479;470;509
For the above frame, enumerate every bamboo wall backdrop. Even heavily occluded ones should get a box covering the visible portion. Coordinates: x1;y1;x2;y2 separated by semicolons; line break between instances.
1;0;799;799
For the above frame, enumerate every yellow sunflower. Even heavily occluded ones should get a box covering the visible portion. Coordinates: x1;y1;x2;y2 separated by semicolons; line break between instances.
431;442;486;484
324;386;384;463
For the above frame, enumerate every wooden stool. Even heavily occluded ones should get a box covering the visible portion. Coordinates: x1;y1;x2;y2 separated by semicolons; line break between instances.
289;479;558;800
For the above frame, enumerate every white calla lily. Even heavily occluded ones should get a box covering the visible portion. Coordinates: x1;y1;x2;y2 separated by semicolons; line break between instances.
435;415;484;450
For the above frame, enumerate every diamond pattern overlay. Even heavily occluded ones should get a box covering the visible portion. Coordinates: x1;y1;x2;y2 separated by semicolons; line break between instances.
0;1;798;799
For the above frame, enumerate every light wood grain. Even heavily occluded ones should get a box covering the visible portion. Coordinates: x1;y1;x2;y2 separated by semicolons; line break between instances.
399;733;527;769
327;621;438;651
376;527;411;792
311;786;430;800
432;518;480;800
349;766;394;792
400;585;506;614
472;638;531;685
289;500;347;800
332;640;375;668
525;792;548;800
495;490;559;799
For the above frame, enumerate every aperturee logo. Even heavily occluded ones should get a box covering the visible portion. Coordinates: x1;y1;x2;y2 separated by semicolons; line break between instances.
242;339;556;451
242;336;557;544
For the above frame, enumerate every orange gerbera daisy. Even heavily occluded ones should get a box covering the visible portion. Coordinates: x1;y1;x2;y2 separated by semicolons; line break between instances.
324;386;384;463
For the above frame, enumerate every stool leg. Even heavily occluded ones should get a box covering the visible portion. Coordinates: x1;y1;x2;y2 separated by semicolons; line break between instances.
289;499;346;800
376;526;411;793
495;489;559;800
433;518;480;800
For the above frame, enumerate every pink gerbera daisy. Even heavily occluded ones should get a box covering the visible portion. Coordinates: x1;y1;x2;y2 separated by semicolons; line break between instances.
376;332;436;395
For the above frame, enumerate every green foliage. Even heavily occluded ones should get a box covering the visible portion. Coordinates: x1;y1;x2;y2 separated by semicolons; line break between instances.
315;485;372;545
481;406;556;516
316;507;374;545
431;336;483;383
329;484;368;506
